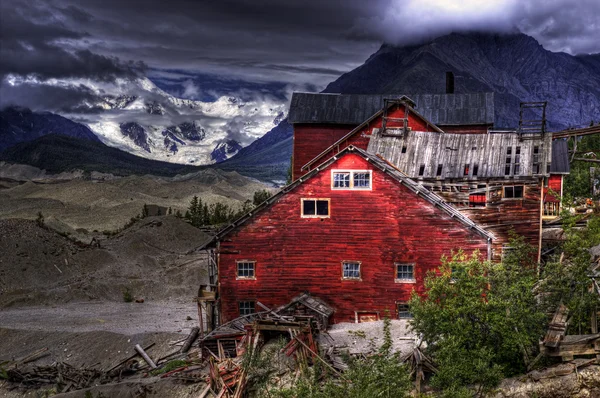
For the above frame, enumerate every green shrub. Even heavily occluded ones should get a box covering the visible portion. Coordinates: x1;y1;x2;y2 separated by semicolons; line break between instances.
122;288;133;303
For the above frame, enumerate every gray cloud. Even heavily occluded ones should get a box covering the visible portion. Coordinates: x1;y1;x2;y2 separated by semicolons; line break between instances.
0;79;104;113
0;1;146;81
2;0;599;103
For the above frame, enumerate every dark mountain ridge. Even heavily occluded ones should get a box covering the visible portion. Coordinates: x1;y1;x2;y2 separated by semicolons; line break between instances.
0;107;101;153
229;32;600;177
323;32;600;130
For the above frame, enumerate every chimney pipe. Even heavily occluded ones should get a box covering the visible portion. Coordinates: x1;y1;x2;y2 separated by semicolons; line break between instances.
446;71;454;94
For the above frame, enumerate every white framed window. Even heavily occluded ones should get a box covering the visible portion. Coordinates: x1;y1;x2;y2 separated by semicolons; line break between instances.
395;263;415;283
301;198;330;218
239;301;255;316
342;261;361;280
503;185;524;199
236;261;256;279
331;170;372;190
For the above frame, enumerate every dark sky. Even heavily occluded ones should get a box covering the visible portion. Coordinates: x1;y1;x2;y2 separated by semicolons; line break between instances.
2;0;600;101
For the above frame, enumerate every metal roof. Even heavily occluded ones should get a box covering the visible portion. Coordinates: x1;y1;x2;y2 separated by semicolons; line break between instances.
288;92;495;126
550;139;570;174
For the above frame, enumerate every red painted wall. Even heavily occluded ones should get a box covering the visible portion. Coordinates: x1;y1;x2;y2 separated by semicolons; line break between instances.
219;152;489;324
292;106;439;180
292;124;354;180
544;175;563;202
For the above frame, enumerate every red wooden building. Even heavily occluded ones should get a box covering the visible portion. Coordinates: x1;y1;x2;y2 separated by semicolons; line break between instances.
205;146;493;324
288;93;570;260
201;89;569;327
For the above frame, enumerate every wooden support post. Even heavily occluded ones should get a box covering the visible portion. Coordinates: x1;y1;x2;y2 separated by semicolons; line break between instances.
181;327;200;354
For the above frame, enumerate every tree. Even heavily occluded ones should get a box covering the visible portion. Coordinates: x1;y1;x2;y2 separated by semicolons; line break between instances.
540;212;600;334
36;211;45;227
253;189;272;206
409;244;545;397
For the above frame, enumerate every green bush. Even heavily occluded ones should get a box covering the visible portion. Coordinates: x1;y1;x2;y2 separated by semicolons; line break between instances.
122;288;133;303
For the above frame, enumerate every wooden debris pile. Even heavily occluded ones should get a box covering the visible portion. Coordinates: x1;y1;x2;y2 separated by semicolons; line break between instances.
4;362;107;393
402;339;437;394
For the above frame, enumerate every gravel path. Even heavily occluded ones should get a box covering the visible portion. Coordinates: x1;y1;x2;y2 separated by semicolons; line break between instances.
0;301;199;335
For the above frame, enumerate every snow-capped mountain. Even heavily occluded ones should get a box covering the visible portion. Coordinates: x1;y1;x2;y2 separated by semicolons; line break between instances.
4;74;286;165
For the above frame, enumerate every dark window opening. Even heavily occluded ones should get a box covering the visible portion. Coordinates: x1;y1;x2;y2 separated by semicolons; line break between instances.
239;301;255;316
397;303;412;319
533;146;541;174
464;164;470;176
302;199;330;217
401;146;407;154
473;164;479;176
504;185;524;199
418;164;425;176
436;164;443;177
514;146;521;175
505;147;512;176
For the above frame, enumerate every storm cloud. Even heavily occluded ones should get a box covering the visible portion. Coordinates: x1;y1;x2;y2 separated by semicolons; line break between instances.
2;0;599;100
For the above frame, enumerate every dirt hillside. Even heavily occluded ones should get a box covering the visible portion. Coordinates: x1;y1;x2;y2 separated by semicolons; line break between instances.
0;162;271;231
0;216;211;307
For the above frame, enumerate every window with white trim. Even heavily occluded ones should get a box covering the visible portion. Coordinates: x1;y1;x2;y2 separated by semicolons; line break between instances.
342;261;361;280
395;263;415;283
239;301;255;316
237;261;256;279
331;170;372;190
301;198;330;218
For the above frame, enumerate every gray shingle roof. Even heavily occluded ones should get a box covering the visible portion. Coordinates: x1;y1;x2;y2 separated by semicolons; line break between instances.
288;92;495;126
550;139;570;174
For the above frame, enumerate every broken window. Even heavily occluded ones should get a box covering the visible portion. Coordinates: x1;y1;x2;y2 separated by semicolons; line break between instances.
342;261;361;280
505;147;512;176
395;263;415;282
514;146;521;175
237;261;256;279
473;164;479;176
503;185;524;199
239;301;255;316
533;146;541;174
332;172;350;188
301;198;330;217
353;172;371;188
418;164;425;176
397;303;412;319
332;170;372;190
436;164;443;177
